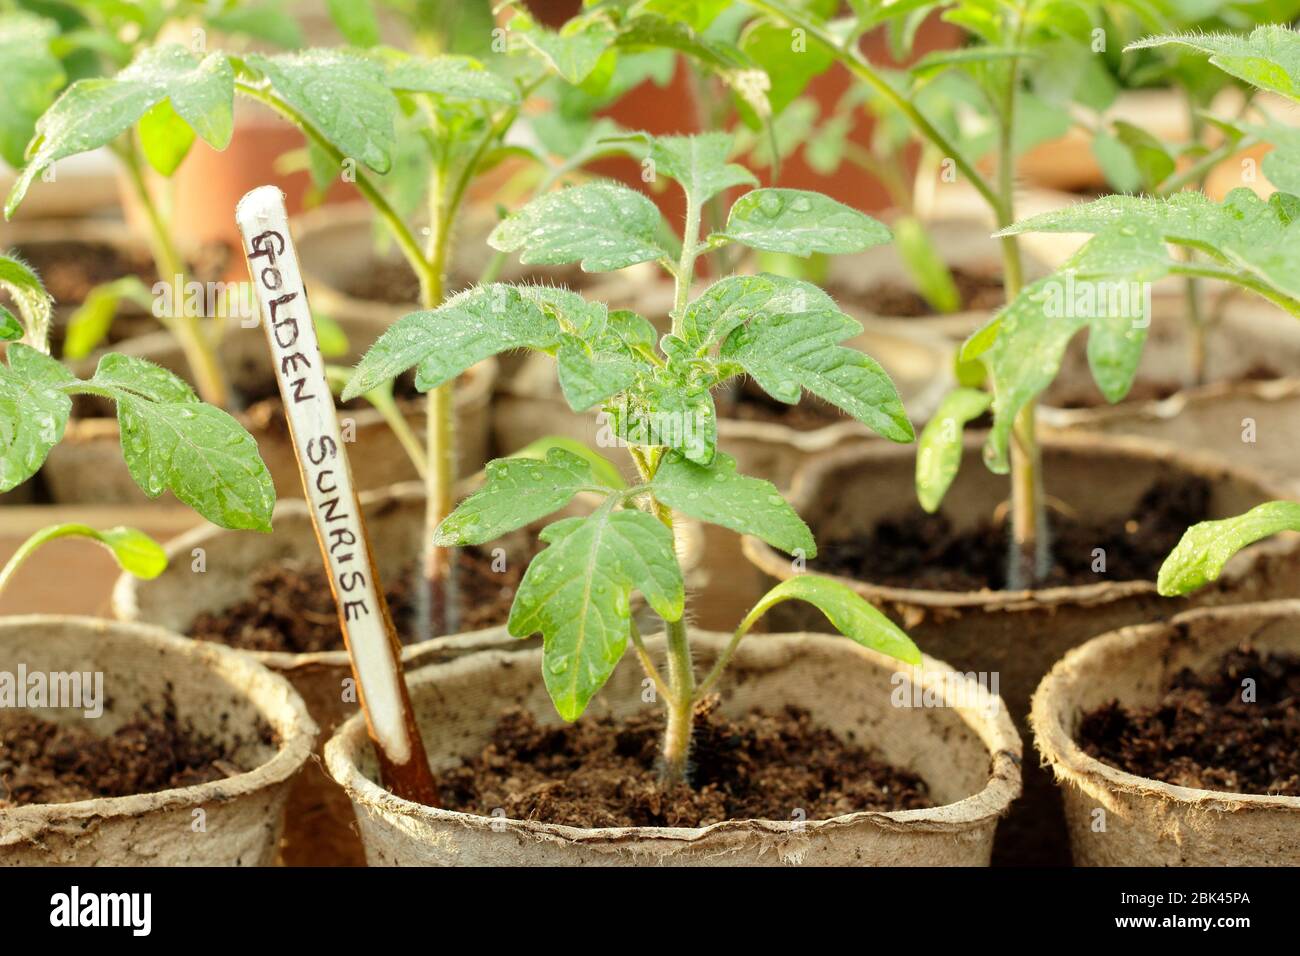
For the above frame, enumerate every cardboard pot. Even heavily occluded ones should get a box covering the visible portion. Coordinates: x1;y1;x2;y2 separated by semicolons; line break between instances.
42;320;494;503
111;482;704;865
0;615;315;866
325;631;1022;866
742;433;1300;865
1032;600;1300;865
493;318;954;488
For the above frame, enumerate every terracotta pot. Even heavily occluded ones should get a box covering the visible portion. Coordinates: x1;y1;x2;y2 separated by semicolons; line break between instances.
741;432;1300;865
0;615;315;865
42;320;495;503
111;481;705;865
493;318;954;488
325;631;1021;866
1032;600;1300;865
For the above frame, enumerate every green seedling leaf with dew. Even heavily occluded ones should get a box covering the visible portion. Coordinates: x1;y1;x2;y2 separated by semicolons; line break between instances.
364;130;921;781
1158;501;1300;597
0;523;168;596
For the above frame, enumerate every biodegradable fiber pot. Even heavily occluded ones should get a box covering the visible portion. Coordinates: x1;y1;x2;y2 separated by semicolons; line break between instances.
0;615;315;866
112;482;705;866
1032;601;1300;866
493;318;954;489
325;631;1022;866
42;319;495;504
741;432;1300;865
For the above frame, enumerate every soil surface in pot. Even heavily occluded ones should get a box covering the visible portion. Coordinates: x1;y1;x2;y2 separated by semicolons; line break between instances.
834;266;1004;319
717;381;843;431
188;545;536;654
9;239;231;307
1077;646;1300;796
813;474;1210;591
440;700;932;827
0;703;260;807
1050;362;1281;410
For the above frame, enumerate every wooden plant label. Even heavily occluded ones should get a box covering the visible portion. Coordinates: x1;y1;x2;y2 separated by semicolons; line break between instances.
235;185;438;805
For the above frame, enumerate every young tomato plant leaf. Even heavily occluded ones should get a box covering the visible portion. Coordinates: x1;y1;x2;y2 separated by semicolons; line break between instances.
610;378;719;465
508;505;685;721
0;344;74;490
385;55;519;104
649;450;814;556
613;130;758;207
1158;501;1300;597
244;50;396;174
1127;27;1300;103
682;273;837;351
434;447;607;546
488;181;671;272
719;309;914;442
85;354;274;531
326;0;380;47
511;14;617;85
503;435;627;490
343;285;559;400
915;387;992;514
0;255;52;346
137;98;196;176
740;576;921;666
0;306;20;341
7;44;235;217
556;334;642;411
93;525;169;579
714;188;892;256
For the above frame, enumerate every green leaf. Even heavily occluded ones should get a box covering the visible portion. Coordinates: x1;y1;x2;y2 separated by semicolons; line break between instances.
630;0;731;32
682;273;837;351
386;55;518;104
95;525;168;579
0;254;53;348
0;306;21;341
715;188;891;256
1090;128;1141;194
313;311;350;359
624;131;758;207
1127;27;1300;103
515;17;617;84
508;506;685;721
0;13;65;170
247;50;395;174
739;18;834;116
915;387;991;514
651;450;814;556
1113;120;1175;191
435;448;603;546
7;44;234;216
343;284;559;400
327;0;380;46
0;343;74;490
610;378;718;465
1158;501;1300;597
556;334;641;411
85;354;274;531
137;98;195;176
503;435;626;490
489;181;670;272
720;308;914;442
739;576;921;666
63;276;153;359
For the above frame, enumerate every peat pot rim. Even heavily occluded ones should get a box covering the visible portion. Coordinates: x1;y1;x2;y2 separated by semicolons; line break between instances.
1042;375;1300;432
742;430;1295;613
0;614;317;832
1030;599;1300;814
324;631;1023;847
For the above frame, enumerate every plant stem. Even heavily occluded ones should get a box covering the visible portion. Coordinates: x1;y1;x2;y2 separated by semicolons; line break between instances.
0;524;98;595
118;141;229;408
660;616;695;786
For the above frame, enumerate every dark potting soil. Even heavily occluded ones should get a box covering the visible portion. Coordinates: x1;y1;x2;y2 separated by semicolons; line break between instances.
10;239;231;307
440;701;932;827
834;266;1005;319
1077;646;1300;796
188;546;535;654
814;474;1212;591
0;703;252;807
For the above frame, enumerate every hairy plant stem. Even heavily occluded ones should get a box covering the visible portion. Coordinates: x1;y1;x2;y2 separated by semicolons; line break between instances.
118;141;229;408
